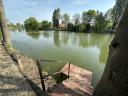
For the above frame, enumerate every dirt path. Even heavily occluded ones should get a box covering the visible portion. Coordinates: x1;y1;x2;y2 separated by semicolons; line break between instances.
0;43;36;96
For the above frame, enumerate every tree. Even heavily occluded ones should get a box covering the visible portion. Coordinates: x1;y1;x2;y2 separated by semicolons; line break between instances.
72;13;81;32
42;20;49;30
24;17;39;31
16;23;21;28
73;13;80;25
41;20;53;30
105;8;113;21
82;10;96;32
82;10;96;24
79;23;86;32
52;8;60;28
0;0;11;46
67;23;74;31
8;23;16;30
112;0;127;30
48;22;53;30
94;12;111;32
61;13;70;29
93;1;128;96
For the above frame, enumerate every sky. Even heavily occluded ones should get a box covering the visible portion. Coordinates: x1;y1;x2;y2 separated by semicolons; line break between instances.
3;0;115;24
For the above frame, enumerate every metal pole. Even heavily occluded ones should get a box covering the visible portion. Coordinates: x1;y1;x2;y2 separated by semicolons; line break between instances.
68;62;70;78
36;60;46;92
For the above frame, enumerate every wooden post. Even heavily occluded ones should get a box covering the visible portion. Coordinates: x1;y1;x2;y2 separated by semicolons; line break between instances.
68;62;70;78
36;60;46;92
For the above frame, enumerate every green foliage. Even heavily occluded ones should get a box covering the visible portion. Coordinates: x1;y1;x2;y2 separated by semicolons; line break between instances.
79;23;86;32
8;23;24;31
81;10;97;32
24;17;52;31
8;23;16;28
67;23;74;31
67;23;86;32
94;12;112;32
82;10;97;24
66;9;112;33
15;8;112;33
41;20;52;30
24;17;39;31
73;13;80;25
105;8;113;21
52;8;60;28
61;13;70;28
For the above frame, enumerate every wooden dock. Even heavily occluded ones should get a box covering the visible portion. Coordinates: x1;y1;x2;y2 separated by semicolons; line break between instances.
61;64;92;85
49;64;93;96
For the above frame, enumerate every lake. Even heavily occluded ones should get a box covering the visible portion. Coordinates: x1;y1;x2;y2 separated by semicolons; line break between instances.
11;31;114;87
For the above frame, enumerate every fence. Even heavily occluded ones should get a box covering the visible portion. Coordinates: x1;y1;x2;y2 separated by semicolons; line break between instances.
36;59;71;92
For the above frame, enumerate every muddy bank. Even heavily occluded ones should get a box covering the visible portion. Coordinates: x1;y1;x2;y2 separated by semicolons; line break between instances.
9;49;56;95
0;43;36;96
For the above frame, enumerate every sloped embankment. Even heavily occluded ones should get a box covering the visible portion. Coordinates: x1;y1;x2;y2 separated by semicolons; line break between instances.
0;43;36;96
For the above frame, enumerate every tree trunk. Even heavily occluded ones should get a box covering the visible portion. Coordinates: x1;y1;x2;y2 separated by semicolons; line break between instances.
93;1;128;96
0;0;11;46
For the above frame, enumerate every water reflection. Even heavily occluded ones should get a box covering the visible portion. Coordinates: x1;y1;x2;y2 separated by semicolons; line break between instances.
26;31;41;39
11;31;114;87
42;31;50;38
25;31;113;64
61;32;69;45
53;31;61;47
40;31;113;63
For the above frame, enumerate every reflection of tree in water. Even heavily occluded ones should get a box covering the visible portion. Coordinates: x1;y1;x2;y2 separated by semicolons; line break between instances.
17;28;24;32
42;31;49;38
77;33;100;48
77;33;112;48
88;34;103;47
71;33;78;46
99;44;109;64
26;31;41;39
78;33;89;47
80;34;113;64
53;31;61;47
61;32;69;45
76;33;114;64
99;36;113;64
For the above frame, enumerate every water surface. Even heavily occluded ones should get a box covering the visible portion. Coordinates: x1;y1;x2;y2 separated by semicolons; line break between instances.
11;31;114;87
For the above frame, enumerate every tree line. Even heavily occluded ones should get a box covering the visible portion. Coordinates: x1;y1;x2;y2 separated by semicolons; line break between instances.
22;8;113;33
8;23;24;31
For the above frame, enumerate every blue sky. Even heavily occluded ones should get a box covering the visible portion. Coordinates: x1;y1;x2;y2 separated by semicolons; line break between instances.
3;0;115;24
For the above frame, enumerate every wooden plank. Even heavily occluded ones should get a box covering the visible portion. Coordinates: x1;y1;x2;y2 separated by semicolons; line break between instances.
62;78;93;95
60;64;92;85
50;64;93;96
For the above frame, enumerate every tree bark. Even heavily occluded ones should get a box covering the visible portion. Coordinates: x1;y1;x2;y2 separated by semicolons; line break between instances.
0;0;11;46
93;1;128;96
